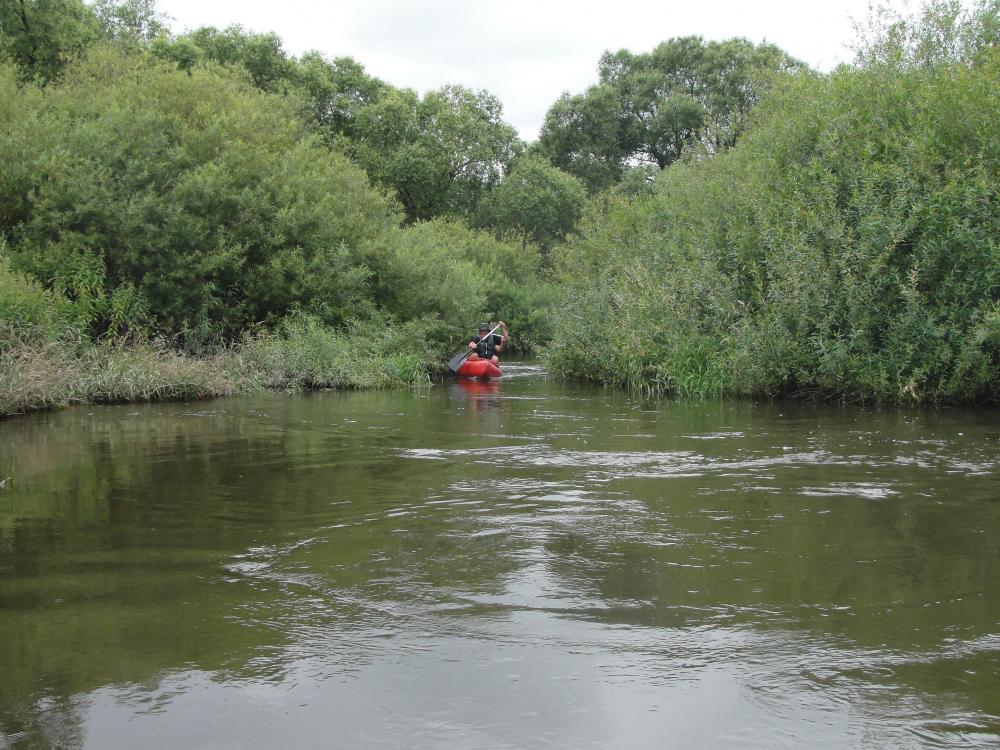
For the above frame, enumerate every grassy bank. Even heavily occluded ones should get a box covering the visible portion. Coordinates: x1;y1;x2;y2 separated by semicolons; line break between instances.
0;319;436;418
0;254;439;418
0;341;234;416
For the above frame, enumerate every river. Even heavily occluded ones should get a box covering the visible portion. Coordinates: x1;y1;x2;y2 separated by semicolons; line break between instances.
1;364;999;749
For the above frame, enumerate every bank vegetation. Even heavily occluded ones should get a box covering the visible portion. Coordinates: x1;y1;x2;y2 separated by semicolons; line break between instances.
1;0;997;415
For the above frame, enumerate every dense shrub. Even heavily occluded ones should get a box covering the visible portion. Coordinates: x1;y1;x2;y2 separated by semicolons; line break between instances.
1;50;399;344
372;218;551;352
548;1;1000;403
0;252;76;352
237;314;435;390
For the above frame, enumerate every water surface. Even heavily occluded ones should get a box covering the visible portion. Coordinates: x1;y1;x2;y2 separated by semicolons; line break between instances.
2;364;999;748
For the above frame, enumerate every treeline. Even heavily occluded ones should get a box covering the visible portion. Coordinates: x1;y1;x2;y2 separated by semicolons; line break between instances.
0;0;796;415
547;1;1000;404
2;0;995;412
0;0;566;347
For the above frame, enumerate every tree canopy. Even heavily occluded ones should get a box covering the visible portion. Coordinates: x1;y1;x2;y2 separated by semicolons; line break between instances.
1;49;400;340
475;154;588;250
347;84;522;222
546;1;1000;403
537;36;804;192
0;0;104;82
151;26;524;224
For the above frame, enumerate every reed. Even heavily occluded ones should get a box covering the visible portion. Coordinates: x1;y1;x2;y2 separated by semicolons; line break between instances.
0;341;237;417
0;317;436;418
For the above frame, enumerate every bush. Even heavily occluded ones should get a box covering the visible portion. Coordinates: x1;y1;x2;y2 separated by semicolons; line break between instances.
2;49;399;344
237;314;435;390
547;1;1000;403
0;252;77;352
372;218;547;351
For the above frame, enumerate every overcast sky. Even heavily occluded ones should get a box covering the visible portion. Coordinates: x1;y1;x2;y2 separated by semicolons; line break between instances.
153;0;905;142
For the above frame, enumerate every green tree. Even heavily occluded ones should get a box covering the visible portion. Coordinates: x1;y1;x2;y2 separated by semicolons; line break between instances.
475;155;587;250
547;1;1000;403
0;0;103;82
149;26;524;224
538;36;803;192
2;49;399;341
533;84;625;193
170;25;295;91
372;217;551;351
349;84;522;222
293;51;388;141
91;0;165;47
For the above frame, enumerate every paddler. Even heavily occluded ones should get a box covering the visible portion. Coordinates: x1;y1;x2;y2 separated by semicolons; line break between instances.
467;321;508;365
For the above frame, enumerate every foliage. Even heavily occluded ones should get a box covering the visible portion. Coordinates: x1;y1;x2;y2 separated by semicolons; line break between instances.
373;220;486;335
371;218;549;350
0;0;163;82
474;155;588;250
348;84;522;222
2;49;398;343
0;315;440;417
0;250;76;351
548;0;1000;404
483;277;558;355
293;51;389;140
0;339;236;416
155;24;295;90
91;0;165;48
152;28;525;225
238;314;433;391
0;0;103;83
537;36;803;192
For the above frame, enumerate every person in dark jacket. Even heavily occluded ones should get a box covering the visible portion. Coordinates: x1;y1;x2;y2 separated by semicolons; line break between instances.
467;321;509;365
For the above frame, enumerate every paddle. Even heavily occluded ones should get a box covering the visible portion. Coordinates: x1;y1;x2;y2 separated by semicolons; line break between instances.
447;323;502;372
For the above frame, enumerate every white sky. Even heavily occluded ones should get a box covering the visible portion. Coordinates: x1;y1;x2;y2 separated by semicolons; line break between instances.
153;0;903;142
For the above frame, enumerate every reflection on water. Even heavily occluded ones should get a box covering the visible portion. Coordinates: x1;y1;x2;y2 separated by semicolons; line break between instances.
2;368;1000;749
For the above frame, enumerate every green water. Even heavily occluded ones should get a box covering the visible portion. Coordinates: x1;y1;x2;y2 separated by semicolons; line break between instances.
2;364;999;749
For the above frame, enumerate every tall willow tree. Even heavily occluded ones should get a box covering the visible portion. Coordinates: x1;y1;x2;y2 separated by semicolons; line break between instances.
345;84;522;222
0;0;163;82
537;36;803;192
0;0;103;82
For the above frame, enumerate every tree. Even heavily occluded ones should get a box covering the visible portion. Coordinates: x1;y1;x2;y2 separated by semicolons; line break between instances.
166;25;296;91
534;86;625;193
0;0;104;82
537;36;803;192
349;84;522;222
475;155;587;250
2;49;400;341
91;0;165;47
294;51;388;141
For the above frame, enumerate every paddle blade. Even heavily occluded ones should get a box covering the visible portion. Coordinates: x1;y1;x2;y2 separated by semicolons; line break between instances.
447;349;472;372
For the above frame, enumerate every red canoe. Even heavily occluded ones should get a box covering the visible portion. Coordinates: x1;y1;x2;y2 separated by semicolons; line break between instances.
456;358;503;378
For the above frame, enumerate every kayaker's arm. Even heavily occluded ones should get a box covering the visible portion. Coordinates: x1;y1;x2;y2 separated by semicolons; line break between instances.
495;321;509;353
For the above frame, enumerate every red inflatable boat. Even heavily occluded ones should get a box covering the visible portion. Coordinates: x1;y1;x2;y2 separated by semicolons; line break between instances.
456;358;503;378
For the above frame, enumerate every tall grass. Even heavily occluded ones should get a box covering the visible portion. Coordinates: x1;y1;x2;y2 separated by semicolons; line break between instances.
236;315;434;391
0;340;235;416
0;316;439;418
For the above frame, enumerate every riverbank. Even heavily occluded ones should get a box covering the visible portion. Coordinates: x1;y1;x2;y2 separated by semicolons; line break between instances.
0;318;434;419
